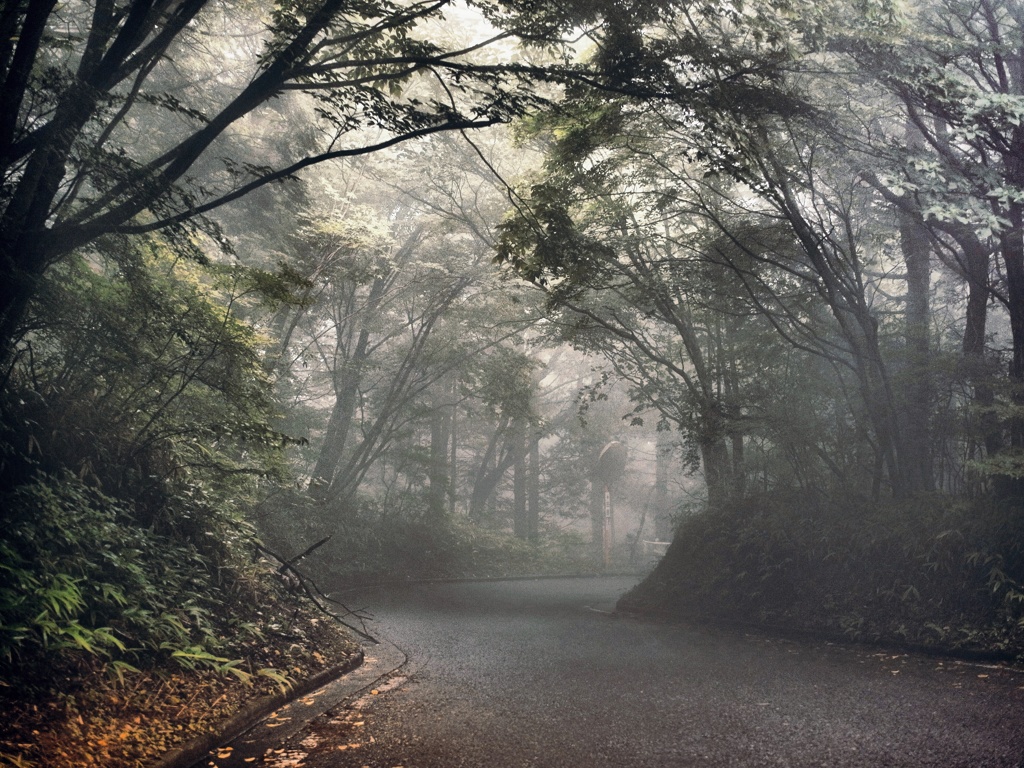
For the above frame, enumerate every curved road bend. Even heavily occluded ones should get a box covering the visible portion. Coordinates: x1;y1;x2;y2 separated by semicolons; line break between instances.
222;576;1024;767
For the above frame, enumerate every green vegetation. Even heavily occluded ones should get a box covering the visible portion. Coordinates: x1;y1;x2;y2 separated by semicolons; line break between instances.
0;0;616;729
5;3;1024;764
622;494;1024;658
0;565;358;768
272;498;603;585
495;0;1024;658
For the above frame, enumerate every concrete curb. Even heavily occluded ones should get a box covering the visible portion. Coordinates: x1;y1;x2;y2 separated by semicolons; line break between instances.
149;650;364;768
185;640;409;768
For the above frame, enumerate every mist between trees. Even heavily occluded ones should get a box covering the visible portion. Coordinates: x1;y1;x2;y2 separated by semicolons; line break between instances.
2;0;1024;698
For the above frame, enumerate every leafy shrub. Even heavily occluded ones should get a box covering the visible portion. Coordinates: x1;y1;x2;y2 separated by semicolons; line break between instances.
0;234;300;688
257;491;596;586
0;471;235;681
622;490;1024;658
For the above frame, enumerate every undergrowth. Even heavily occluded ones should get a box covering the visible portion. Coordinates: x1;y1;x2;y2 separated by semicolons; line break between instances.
257;492;604;587
0;470;294;693
621;491;1024;659
0;574;359;768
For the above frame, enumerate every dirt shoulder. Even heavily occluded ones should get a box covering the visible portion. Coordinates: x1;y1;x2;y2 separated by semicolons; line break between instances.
0;606;361;768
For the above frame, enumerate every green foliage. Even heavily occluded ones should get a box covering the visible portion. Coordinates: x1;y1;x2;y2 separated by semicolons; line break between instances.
3;233;289;522
259;491;594;585
0;231;297;687
471;347;539;422
625;491;1024;658
0;467;313;697
0;472;218;672
9;238;282;479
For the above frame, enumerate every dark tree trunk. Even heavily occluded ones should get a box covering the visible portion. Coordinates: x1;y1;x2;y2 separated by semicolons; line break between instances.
427;394;452;522
468;420;515;521
527;432;540;542
957;230;1002;483
308;275;389;498
654;434;673;541
512;418;529;539
898;165;934;493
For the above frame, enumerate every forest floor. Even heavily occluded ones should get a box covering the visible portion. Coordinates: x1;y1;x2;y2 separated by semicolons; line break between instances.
0;603;361;768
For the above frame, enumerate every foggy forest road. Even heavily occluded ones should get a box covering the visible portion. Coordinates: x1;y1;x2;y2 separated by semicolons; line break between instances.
237;576;1024;768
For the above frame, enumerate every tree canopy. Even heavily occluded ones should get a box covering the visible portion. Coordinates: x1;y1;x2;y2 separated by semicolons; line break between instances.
0;0;592;370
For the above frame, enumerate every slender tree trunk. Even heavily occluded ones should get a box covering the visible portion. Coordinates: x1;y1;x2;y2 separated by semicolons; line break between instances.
722;333;746;499
468;438;496;522
308;275;389;498
309;375;362;499
957;231;1002;490
527;432;540;542
655;433;672;541
468;419;514;520
427;388;452;522
512;418;529;539
449;392;458;517
898;152;934;493
730;432;745;497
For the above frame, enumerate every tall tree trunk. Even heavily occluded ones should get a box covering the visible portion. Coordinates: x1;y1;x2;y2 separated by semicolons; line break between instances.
308;275;389;498
427;392;452;522
308;378;360;499
512;418;529;539
898;148;935;493
655;433;673;541
1004;117;1024;456
730;431;746;498
1001;206;1024;452
722;331;746;499
468;419;514;520
956;229;1002;487
527;432;540;542
990;39;1024;496
449;392;458;517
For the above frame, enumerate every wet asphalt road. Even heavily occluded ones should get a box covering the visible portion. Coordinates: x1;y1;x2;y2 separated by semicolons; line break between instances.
249;576;1024;768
